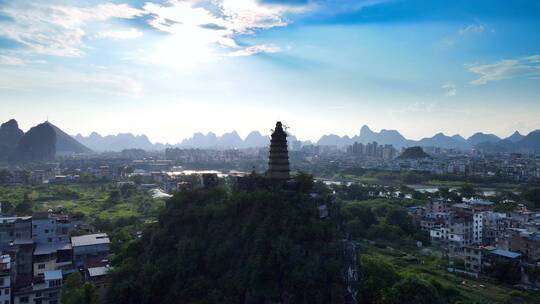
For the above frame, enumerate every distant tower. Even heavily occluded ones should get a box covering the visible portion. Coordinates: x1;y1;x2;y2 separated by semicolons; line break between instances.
268;121;290;179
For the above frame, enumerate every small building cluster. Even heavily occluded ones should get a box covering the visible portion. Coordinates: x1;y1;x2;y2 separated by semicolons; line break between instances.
0;212;110;304
411;198;540;286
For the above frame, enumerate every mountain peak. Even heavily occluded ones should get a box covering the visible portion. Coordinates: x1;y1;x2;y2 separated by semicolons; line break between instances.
360;125;373;136
246;130;262;137
0;119;24;152
505;131;524;143
2;119;19;128
467;132;501;145
451;134;466;142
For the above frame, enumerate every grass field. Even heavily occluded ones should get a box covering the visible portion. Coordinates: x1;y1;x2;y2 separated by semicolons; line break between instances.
0;183;165;226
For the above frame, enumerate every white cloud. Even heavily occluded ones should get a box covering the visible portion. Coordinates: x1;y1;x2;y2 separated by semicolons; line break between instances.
140;0;304;64
95;28;143;40
467;55;540;85
0;54;25;66
220;0;304;34
439;22;489;47
0;2;145;57
441;81;457;96
459;24;485;35
228;44;281;56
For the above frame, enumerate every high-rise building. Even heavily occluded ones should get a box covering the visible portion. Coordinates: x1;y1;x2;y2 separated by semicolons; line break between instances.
268;121;290;179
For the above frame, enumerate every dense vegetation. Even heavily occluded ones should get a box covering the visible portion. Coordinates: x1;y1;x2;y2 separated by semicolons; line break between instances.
398;146;430;159
339;168;530;187
107;178;350;304
0;182;165;250
61;272;101;304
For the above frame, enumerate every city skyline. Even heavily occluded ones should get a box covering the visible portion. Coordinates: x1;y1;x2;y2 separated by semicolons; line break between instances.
1;0;540;142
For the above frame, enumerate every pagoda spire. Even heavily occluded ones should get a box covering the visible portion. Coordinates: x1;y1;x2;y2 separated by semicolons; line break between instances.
268;121;290;179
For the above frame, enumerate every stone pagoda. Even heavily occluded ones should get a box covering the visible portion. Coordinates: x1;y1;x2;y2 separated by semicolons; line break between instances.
267;121;290;179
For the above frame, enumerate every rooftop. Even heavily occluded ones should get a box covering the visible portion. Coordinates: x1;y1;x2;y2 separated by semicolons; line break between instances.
490;249;522;259
88;266;111;277
34;243;72;255
71;233;110;247
0;216;32;223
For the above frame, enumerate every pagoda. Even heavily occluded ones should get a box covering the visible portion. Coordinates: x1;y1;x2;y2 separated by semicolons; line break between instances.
267;121;290;179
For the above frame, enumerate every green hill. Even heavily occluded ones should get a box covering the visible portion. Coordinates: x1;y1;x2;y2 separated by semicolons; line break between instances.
398;146;430;159
107;177;353;304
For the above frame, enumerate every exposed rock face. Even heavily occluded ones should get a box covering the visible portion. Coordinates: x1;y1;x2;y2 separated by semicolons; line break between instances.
341;240;360;304
16;123;56;162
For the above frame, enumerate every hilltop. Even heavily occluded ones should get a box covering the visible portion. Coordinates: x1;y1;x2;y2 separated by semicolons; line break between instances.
107;177;355;304
398;147;430;159
0;119;91;163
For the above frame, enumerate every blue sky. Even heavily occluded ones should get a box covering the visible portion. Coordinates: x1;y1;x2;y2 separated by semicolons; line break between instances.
0;0;539;143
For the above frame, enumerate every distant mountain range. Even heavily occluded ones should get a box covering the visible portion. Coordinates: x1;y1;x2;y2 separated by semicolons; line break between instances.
3;119;540;157
74;130;273;151
74;132;161;152
315;125;540;152
74;125;540;153
475;131;540;153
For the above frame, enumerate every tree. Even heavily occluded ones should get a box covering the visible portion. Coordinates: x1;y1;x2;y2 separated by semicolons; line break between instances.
15;192;32;214
381;277;440;304
522;187;540;208
438;187;450;199
385;207;414;234
486;259;522;285
459;184;477;198
105;190;121;207
367;223;403;242
343;203;378;238
120;183;136;198
62;272;101;304
359;256;399;304
296;171;315;193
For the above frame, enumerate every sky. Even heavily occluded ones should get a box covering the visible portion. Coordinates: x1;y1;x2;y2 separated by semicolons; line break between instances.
0;0;539;143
